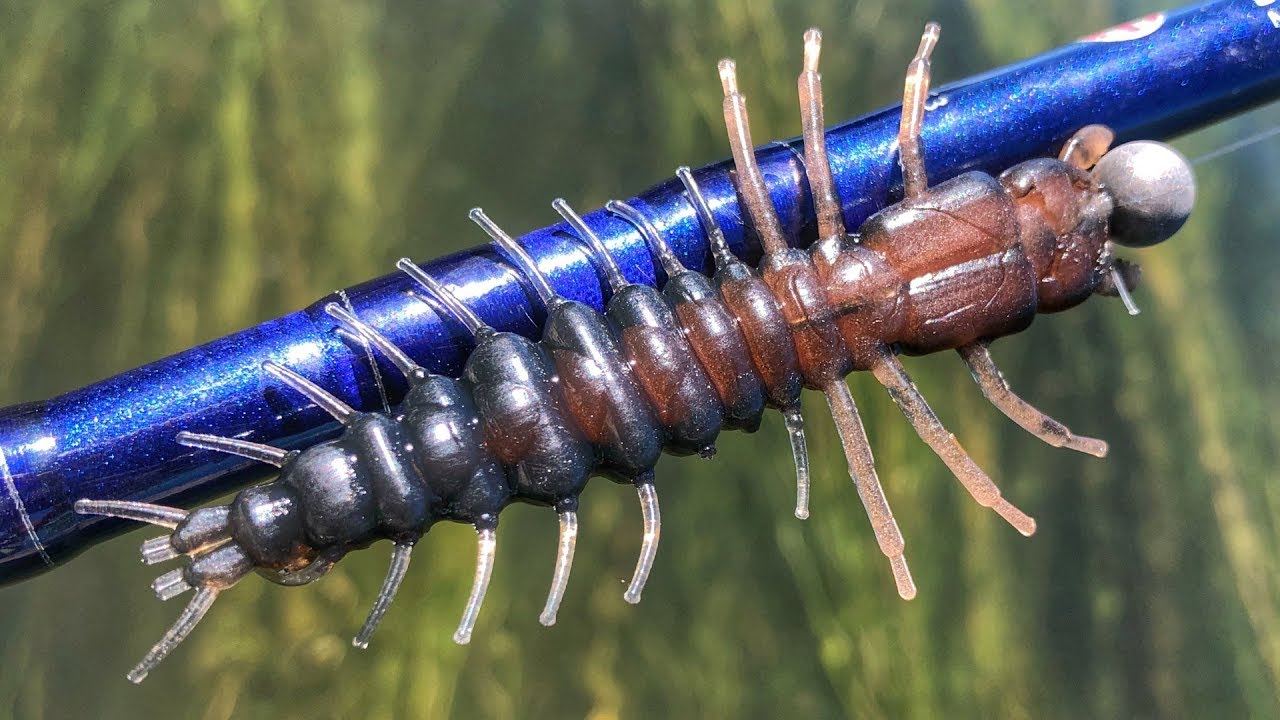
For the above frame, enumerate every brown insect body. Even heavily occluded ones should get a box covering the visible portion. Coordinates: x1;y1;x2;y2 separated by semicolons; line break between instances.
782;75;1119;370
820;158;1111;364
73;23;1196;683
711;23;1193;592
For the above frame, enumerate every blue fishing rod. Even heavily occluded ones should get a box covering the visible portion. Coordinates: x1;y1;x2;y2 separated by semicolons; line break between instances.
0;0;1276;585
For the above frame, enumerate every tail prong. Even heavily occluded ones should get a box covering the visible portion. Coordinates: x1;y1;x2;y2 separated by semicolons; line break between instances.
141;536;180;565
151;567;193;601
126;587;221;684
73;499;188;530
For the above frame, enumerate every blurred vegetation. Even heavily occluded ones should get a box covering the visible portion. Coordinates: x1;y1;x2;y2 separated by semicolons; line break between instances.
0;0;1277;718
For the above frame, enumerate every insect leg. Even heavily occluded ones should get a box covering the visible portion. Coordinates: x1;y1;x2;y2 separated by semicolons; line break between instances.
453;525;497;645
899;22;941;200
1058;124;1115;170
1108;265;1143;316
353;541;415;649
797;28;846;241
870;349;1037;537
822;380;915;599
470;208;563;310
674;166;737;272
553;198;629;293
175;431;292;467
262;361;356;425
324;302;424;380
957;342;1109;457
781;406;811;520
623;473;661;605
718;58;789;256
539;508;579;627
397;258;491;338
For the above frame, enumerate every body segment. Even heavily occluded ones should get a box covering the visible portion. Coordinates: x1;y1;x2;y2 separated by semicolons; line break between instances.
608;282;724;455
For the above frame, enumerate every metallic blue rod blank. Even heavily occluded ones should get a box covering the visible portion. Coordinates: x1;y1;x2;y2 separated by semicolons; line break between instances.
0;0;1276;584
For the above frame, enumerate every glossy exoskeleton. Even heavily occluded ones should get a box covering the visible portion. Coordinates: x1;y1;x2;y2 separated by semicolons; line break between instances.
76;23;1196;683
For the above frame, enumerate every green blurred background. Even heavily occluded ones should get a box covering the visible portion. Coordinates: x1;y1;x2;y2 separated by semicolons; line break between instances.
0;0;1277;717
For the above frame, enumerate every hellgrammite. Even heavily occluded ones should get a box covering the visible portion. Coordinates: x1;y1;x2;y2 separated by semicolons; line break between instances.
76;23;1195;682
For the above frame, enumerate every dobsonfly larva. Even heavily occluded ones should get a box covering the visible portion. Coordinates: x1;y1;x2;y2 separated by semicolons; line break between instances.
75;23;1195;683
